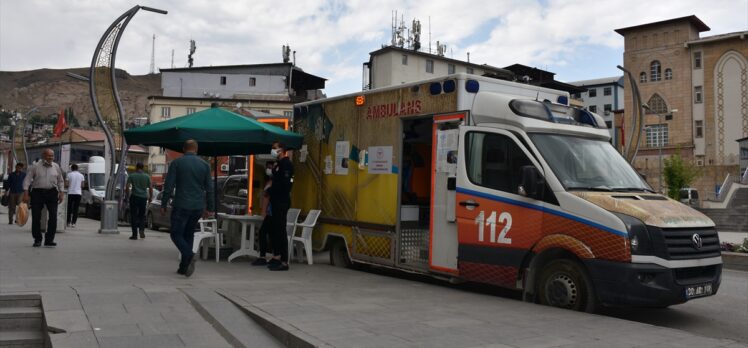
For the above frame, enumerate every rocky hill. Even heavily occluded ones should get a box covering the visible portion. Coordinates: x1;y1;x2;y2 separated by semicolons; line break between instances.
0;68;161;126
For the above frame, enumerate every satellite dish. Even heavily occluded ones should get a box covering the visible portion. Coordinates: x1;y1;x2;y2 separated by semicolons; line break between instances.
236;102;242;109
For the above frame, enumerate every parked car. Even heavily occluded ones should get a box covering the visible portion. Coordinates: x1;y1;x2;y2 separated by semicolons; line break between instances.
119;188;160;225
679;187;700;206
218;174;249;214
146;190;171;231
146;175;247;231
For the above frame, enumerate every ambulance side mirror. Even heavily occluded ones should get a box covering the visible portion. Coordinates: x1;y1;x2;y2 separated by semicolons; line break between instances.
519;165;544;200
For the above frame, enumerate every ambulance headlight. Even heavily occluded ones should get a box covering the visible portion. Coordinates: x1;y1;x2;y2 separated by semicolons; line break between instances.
613;213;652;255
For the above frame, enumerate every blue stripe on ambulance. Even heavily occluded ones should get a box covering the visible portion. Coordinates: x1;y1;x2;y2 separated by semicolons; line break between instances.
456;187;628;238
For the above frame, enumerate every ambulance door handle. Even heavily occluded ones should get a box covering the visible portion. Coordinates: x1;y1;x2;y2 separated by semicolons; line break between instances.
459;200;479;207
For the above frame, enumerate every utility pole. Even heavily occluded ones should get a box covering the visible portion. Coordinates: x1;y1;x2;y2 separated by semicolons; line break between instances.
150;34;156;74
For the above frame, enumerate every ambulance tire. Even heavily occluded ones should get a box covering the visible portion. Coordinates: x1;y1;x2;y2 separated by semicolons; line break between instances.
329;238;352;268
537;259;596;313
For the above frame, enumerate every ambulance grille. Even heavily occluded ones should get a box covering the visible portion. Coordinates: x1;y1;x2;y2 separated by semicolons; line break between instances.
660;227;721;260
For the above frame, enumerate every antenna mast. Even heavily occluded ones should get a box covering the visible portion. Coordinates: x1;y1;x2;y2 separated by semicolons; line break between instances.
149;34;156;74
188;40;196;68
171;49;174;68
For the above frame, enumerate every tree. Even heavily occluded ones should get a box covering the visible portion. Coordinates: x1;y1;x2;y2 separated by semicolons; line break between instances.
663;153;702;200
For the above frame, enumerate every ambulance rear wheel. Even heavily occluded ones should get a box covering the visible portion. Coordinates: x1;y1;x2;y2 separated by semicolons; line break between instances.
329;238;352;268
537;259;596;313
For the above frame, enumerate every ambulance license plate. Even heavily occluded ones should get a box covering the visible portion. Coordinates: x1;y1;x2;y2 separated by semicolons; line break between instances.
685;282;713;299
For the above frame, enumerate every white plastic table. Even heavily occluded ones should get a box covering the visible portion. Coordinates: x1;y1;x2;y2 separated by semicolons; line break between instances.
217;213;264;262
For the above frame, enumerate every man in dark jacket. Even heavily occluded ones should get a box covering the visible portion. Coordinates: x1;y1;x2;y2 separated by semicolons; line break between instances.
161;140;214;277
267;142;293;271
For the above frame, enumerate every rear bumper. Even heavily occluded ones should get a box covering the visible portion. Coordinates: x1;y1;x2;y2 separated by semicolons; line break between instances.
583;258;722;307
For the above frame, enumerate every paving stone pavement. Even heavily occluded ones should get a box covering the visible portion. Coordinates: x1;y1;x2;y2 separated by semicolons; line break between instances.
0;207;745;348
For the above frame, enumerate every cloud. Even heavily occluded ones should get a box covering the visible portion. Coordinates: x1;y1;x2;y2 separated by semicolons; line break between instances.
1;0;746;96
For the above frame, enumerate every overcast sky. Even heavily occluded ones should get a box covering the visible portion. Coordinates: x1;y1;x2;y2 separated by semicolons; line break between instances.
1;0;746;97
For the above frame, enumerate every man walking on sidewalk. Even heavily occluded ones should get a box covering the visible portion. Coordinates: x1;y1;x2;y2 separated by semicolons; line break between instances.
65;164;84;228
125;162;153;240
23;149;64;247
161;140;214;277
3;163;26;225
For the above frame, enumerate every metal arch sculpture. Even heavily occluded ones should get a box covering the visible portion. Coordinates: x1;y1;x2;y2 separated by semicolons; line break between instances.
89;5;167;200
617;65;645;164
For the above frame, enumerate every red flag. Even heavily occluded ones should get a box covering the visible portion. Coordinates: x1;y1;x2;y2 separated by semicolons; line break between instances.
53;109;67;137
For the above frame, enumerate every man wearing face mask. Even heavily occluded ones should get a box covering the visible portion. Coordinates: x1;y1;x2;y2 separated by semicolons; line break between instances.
267;142;293;271
251;161;275;266
22;148;65;247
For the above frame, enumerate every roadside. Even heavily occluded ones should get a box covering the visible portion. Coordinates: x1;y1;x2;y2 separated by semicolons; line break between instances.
0;206;746;347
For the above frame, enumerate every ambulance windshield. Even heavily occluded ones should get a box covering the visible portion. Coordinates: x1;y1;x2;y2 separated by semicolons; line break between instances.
530;134;653;192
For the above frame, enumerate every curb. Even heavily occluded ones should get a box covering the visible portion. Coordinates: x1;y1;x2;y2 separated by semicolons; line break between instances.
217;290;331;348
722;252;748;271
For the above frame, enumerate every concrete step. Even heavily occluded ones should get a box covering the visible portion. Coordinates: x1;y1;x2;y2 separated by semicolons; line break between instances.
181;288;283;348
0;294;41;308
0;308;43;332
0;330;44;347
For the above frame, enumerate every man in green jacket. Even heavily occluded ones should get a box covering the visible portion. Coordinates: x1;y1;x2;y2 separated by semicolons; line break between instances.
161;140;214;277
125;162;152;240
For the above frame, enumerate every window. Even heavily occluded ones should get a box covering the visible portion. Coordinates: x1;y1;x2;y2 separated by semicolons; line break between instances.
646;94;668;114
186;107;196;115
694;52;702;69
694;86;703;103
402;54;408;65
650;61;661;81
283;110;293;118
249;77;256;86
604;104;612;113
588;88;597;97
161;107;171;119
695;120;703;138
426;60;434;73
640;72;647;83
466;67;474;74
465;132;532;195
572;93;581;99
588;105;597;113
645;124;668;147
448;64;455;74
665;68;672;80
220;76;227;85
603;87;612;96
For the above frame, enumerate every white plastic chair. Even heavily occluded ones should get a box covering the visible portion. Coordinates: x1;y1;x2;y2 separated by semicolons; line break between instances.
192;219;222;262
290;209;321;265
286;208;301;254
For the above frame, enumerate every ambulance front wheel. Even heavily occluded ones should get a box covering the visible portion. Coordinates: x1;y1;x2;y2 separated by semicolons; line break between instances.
329;238;352;268
537;259;597;313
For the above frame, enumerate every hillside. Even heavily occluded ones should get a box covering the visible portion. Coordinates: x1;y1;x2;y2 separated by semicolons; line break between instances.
0;68;161;126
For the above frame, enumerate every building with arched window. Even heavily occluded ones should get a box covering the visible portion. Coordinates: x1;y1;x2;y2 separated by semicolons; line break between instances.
616;15;748;198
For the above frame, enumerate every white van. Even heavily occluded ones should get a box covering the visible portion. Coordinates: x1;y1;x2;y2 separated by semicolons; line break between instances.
679;187;700;206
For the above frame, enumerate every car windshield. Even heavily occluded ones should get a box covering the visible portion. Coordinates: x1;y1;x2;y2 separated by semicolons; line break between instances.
529;133;652;192
89;173;106;190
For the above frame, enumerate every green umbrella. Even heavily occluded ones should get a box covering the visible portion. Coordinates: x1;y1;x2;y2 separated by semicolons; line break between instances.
123;105;302;156
123;104;302;214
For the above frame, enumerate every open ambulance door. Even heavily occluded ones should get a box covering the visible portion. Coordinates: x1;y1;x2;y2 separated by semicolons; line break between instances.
429;112;466;275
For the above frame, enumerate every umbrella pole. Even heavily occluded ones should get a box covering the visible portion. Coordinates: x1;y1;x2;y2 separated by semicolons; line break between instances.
214;157;218;215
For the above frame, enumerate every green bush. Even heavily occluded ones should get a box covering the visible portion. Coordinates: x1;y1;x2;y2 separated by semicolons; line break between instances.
663;153;702;200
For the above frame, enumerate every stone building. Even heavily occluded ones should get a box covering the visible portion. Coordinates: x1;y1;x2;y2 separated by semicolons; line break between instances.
616;15;747;198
